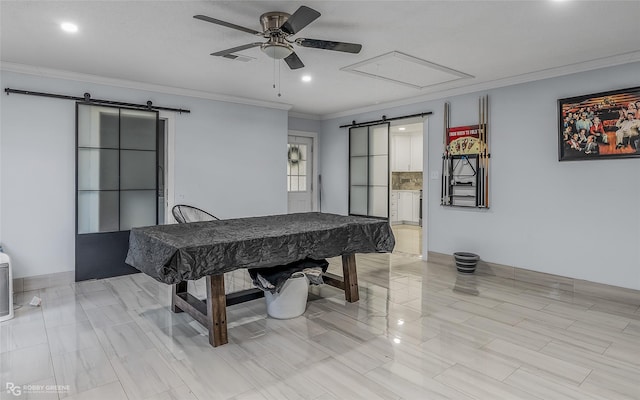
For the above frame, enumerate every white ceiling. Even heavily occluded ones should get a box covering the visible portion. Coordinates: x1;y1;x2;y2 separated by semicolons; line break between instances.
1;1;639;118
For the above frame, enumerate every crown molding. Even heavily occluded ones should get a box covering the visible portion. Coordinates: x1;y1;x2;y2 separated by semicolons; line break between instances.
0;62;293;111
287;111;322;120
320;51;640;120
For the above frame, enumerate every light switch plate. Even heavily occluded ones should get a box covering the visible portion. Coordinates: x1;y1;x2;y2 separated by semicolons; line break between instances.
430;171;439;180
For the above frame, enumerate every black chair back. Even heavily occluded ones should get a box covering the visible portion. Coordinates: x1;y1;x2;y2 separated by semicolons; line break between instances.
172;204;219;223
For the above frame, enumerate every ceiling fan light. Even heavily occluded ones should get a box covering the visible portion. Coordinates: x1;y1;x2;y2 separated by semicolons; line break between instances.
261;43;293;59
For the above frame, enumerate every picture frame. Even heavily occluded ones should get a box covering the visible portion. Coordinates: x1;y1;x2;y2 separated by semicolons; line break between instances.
558;86;640;161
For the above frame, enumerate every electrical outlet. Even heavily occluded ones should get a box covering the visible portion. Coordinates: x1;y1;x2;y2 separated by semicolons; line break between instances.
430;171;439;180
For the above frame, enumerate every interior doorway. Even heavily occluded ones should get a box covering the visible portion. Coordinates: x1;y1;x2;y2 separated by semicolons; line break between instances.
287;132;318;213
158;119;166;225
389;117;425;257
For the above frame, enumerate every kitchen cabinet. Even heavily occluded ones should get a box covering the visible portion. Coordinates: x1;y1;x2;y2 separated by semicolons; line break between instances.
391;190;420;224
390;192;398;222
398;192;413;221
410;134;423;171
393;136;411;171
392;133;422;172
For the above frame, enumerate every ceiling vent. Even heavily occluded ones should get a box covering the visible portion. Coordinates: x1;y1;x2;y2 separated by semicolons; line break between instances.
341;51;473;89
222;54;257;62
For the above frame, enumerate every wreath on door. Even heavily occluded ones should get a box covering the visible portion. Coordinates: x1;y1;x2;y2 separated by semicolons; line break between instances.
288;145;301;165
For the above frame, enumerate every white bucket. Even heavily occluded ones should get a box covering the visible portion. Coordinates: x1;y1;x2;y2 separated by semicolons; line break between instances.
265;272;309;319
0;252;14;322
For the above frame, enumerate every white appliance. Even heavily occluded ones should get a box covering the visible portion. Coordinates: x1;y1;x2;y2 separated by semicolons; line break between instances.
0;252;13;322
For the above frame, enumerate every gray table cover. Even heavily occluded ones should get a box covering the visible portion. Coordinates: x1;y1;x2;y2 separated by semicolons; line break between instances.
125;212;395;284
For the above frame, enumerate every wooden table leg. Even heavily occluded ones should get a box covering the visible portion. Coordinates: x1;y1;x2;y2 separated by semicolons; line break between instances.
206;275;228;347
171;281;187;313
341;254;359;302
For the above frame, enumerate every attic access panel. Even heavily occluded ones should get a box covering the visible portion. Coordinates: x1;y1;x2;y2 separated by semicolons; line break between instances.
341;51;473;89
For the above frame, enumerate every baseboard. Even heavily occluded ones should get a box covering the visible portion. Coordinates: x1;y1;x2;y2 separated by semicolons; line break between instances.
13;270;75;293
427;251;640;306
13;256;640;307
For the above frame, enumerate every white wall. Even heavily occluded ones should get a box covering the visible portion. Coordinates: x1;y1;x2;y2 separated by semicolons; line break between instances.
0;71;288;278
320;62;640;290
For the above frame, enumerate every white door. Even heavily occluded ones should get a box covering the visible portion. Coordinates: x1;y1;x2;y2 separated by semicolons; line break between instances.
287;135;313;213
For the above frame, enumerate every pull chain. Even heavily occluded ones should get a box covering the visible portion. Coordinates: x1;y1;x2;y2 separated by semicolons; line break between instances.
271;58;282;98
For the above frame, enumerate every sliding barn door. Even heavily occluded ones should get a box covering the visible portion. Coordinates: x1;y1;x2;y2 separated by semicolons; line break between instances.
349;123;389;218
75;103;159;281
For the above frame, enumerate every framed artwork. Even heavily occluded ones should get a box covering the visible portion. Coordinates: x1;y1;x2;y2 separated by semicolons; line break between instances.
558;86;640;161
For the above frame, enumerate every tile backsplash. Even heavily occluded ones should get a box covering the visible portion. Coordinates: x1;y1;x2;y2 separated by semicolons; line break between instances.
392;172;423;190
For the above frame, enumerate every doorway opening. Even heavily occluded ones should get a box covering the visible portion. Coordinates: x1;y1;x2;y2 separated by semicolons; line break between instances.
158;119;166;225
287;131;318;213
389;117;425;257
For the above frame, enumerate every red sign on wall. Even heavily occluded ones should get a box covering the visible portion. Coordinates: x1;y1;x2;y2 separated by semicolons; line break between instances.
447;125;484;155
447;125;480;143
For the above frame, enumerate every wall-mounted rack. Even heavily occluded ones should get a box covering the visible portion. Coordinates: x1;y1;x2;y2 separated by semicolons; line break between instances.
441;96;490;208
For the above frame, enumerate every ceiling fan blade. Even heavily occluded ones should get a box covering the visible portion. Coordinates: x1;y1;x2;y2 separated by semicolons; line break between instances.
211;42;263;57
296;38;362;53
194;15;261;35
280;6;321;35
284;52;305;70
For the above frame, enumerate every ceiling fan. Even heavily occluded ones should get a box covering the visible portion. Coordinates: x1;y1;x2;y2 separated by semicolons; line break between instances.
194;5;362;70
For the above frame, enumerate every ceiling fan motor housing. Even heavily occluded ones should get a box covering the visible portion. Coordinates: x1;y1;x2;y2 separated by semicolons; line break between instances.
259;12;294;59
260;12;290;35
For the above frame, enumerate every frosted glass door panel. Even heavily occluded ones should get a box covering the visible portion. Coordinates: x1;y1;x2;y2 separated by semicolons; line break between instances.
350;156;368;186
349;123;389;218
77;105;157;234
121;150;156;190
350;127;368;156
369;187;389;218
349;186;367;216
120;190;156;230
77;105;119;148
369;155;388;186
120;110;157;150
78;191;119;233
369;125;389;155
78;149;119;190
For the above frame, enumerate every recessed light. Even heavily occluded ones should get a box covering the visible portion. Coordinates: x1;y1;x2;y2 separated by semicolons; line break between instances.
398;127;406;131
393;337;401;344
61;22;78;33
301;75;312;82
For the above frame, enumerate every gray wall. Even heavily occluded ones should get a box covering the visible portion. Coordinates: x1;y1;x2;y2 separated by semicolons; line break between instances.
319;62;640;290
0;71;288;278
288;116;321;133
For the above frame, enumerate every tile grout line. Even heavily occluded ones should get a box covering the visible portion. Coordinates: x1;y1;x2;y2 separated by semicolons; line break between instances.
39;288;63;400
76;278;132;400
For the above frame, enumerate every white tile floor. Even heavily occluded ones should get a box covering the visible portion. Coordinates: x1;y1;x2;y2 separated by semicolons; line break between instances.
2;253;639;400
391;225;422;256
